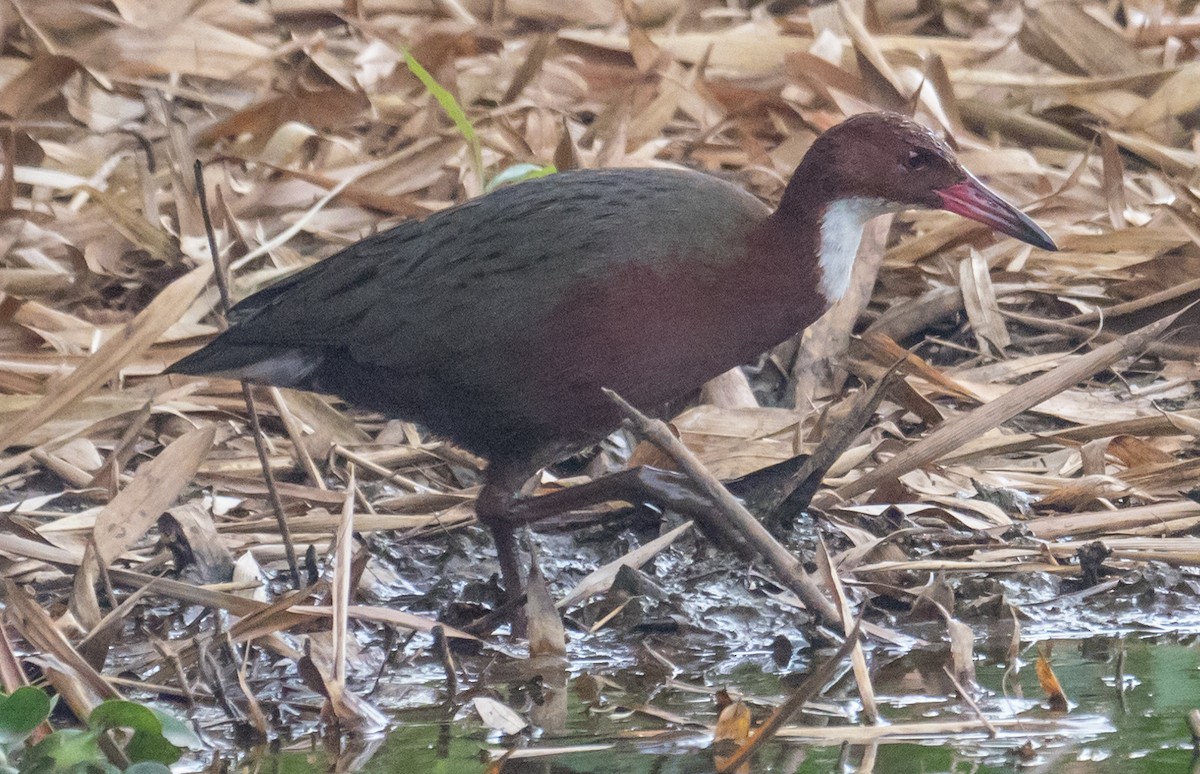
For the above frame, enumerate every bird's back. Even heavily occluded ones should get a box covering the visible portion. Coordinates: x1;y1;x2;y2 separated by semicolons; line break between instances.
170;167;774;464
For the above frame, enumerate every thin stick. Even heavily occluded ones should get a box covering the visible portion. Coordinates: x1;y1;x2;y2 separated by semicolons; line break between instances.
332;466;355;685
769;365;903;519
1062;277;1200;324
431;624;458;701
1004;310;1200;360
269;386;326;490
76;580;160;649
717;619;862;773
193;159;301;589
942;665;997;737
332;444;435;492
602;388;840;624
836;305;1191;501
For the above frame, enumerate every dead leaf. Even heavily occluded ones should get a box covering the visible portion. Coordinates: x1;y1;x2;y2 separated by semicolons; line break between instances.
1035;644;1069;713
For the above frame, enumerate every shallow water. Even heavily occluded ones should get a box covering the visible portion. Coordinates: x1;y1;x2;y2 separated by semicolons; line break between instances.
180;522;1200;773
243;633;1198;773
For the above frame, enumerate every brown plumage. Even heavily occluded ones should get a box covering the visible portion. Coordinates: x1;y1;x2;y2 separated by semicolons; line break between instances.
169;112;1055;603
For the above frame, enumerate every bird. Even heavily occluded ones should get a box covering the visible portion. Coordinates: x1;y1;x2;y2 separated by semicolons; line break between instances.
168;112;1056;606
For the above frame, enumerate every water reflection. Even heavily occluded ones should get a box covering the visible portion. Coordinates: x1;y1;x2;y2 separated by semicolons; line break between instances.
239;635;1198;773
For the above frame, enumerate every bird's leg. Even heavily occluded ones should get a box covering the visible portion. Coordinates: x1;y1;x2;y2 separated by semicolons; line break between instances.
476;465;749;631
499;467;751;557
474;482;526;611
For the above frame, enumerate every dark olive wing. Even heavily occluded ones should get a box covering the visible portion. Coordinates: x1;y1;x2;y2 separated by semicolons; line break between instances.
170;168;767;381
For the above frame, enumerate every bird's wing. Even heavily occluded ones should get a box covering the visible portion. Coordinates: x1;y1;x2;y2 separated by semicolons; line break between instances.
190;169;768;375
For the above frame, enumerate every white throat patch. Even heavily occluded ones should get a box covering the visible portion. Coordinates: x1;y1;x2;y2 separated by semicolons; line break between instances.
817;197;898;302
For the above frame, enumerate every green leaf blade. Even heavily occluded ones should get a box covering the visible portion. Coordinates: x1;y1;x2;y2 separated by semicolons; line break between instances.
404;50;484;187
87;701;182;766
0;686;51;745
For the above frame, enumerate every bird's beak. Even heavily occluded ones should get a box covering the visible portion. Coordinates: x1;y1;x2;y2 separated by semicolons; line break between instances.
937;172;1057;251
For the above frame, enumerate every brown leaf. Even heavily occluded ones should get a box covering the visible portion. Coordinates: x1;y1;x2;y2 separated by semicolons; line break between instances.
958;250;1010;354
837;306;1188;500
0;53;76;118
92;424;215;566
1099;133;1127;230
1019;2;1148;76
1035;645;1069;713
713;698;751;770
526;559;567;660
1107;435;1175;468
0;264;213;452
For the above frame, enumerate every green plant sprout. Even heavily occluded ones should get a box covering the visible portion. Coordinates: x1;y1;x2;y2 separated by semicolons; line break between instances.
403;51;555;192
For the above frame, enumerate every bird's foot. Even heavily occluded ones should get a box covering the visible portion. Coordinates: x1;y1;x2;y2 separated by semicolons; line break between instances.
502;466;711;526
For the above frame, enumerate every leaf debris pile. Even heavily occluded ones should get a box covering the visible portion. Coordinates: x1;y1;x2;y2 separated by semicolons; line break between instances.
0;0;1197;767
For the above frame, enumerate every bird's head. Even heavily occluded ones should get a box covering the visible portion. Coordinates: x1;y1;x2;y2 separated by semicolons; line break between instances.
801;112;1057;251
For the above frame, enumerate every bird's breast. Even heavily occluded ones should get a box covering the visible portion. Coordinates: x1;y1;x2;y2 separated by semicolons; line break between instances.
518;246;825;433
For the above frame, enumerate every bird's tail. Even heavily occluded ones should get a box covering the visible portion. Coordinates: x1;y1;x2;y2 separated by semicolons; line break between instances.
166;342;322;387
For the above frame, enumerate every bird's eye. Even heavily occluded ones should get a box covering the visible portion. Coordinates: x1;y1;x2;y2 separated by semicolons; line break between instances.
906;149;934;170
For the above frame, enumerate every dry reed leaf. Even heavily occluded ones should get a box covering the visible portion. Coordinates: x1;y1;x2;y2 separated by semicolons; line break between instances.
1123;456;1200;495
526;559;567;661
0;53;77;117
1158;408;1200;438
856;331;977;401
557;521;691;609
837;307;1186;500
331;475;355;685
474;696;528;735
491;717;1092;759
1036;476;1135;510
948;66;1172;94
854;558;1065;575
300;641;388;734
561;24;810;75
814;540;878;724
1123;62;1200;128
934;602;976;688
667;405;801;478
199;89;372;146
76;185;177;261
627;61;694;150
1019;2;1149;77
1105;128;1200;176
91;424;215;565
837;1;906;101
701;368;759;409
294;605;476;640
1106;435;1175;468
95;17;273;80
957;382;1165;425
2;579;121;719
231;551;267;601
957;99;1093;152
0;620;28;696
770;716;1089;744
958;250;1010;354
1099;133;1128;230
0;264;212;452
943;408;1200;463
